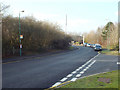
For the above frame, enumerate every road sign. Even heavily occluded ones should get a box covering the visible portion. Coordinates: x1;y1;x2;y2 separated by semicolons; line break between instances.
20;44;22;48
20;35;23;39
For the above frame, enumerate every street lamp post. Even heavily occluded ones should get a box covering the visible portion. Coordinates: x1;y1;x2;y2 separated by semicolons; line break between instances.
19;10;24;56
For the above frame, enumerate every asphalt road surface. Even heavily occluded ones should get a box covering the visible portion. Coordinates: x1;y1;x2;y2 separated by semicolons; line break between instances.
2;46;118;89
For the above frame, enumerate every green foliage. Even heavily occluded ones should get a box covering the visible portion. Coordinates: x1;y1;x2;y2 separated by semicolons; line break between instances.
102;22;114;40
85;21;118;50
2;16;72;57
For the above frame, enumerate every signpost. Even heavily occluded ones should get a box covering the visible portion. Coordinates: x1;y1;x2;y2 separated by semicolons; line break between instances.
20;35;23;39
20;44;22;49
19;10;24;56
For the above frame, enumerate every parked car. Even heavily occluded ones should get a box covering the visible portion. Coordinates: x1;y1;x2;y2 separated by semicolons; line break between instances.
94;45;102;51
91;44;95;48
83;43;87;47
93;44;96;48
90;44;95;48
87;43;91;47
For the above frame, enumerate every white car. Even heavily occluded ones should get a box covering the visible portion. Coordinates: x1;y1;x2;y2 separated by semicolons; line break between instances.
94;45;102;51
87;43;91;47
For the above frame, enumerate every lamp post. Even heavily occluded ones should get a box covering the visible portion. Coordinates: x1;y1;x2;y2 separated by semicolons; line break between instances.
19;10;24;56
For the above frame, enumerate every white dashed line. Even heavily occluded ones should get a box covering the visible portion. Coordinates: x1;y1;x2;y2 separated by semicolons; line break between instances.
76;74;81;77
84;62;89;65
88;60;96;67
88;64;92;67
52;82;61;87
70;78;77;81
80;71;84;74
51;53;99;88
60;78;68;82
66;74;73;77
91;60;95;64
78;67;82;69
75;68;80;71
83;68;87;72
72;71;76;74
82;65;85;67
85;67;89;69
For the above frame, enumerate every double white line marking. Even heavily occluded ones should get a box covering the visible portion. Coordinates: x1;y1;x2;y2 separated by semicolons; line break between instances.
52;53;99;87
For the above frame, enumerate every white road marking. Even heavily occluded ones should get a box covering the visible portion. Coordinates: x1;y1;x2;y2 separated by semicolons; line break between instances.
80;71;84;74
60;78;68;82
82;65;85;67
51;53;100;88
79;60;96;74
72;71;76;74
90;63;93;66
83;68;87;72
78;67;82;69
117;62;120;64
52;82;61;87
80;53;99;69
88;64;92;67
87;60;92;63
76;74;81;77
86;67;89;69
70;78;77;81
75;68;80;71
67;74;73;77
84;62;89;65
92;60;96;64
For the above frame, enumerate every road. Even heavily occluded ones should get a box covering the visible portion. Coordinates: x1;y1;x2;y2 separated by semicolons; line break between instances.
2;46;118;89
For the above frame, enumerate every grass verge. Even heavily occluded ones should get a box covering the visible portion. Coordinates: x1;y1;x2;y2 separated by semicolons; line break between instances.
100;50;120;56
60;70;119;88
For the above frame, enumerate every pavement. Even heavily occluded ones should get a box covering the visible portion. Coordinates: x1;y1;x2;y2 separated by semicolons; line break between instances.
2;46;118;89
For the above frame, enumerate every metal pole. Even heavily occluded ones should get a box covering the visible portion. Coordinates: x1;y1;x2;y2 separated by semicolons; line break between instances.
19;12;22;56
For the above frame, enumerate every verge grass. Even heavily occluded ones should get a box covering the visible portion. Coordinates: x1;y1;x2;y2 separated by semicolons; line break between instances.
100;50;120;56
60;70;118;88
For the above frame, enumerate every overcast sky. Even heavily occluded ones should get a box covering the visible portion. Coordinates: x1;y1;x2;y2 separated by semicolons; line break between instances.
1;0;119;34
